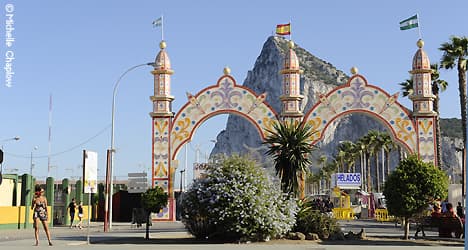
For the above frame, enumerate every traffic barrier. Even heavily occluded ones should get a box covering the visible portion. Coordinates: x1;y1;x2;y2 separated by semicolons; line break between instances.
332;208;354;220
375;208;395;222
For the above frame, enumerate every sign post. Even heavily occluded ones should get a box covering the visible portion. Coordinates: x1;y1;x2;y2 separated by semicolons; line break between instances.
83;150;98;245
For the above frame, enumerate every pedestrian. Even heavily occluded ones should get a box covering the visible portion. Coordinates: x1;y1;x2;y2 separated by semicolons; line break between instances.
456;202;464;218
31;186;53;246
76;202;84;229
443;203;458;218
68;198;76;228
431;203;442;218
441;199;448;213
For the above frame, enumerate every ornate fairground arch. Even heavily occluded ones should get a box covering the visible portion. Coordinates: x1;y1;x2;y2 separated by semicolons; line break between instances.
169;73;278;162
148;39;437;221
304;73;418;154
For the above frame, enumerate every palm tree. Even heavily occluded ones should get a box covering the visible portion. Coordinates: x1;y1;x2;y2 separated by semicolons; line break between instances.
336;149;346;173
380;132;396;181
399;79;414;97
399;64;448;168
358;135;372;192
368;130;384;192
439;36;468;192
318;155;327;193
264;120;317;197
430;64;448;168
306;171;320;194
338;141;357;173
355;139;367;190
323;159;339;191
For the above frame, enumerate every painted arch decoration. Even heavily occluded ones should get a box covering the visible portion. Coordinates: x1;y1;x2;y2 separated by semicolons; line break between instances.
304;74;418;154
169;74;279;161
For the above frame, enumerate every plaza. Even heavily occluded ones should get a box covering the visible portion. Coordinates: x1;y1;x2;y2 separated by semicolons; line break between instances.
0;220;463;249
1;1;467;248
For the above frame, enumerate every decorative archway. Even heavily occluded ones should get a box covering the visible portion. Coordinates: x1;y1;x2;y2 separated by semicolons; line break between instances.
170;74;278;162
148;38;437;221
304;74;417;153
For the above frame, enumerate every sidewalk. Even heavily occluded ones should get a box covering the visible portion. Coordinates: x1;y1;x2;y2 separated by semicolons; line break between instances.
0;221;464;249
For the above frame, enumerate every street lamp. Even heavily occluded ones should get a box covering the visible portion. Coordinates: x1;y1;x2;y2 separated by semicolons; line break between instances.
0;136;20;171
1;136;20;142
456;146;464;185
107;62;155;231
179;169;185;192
30;146;38;176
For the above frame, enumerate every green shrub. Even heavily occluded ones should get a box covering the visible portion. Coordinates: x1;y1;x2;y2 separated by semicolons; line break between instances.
294;199;341;239
181;155;298;241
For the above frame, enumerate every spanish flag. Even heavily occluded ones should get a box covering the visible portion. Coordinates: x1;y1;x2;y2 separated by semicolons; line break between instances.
276;23;291;35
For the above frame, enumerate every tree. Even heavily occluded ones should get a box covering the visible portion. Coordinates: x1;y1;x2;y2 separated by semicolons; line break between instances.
439;36;468;192
380;132;396;180
338;141;357;173
361;130;383;192
318;155;328;193
383;155;448;240
141;187;168;240
430;64;448;168
399;79;414;97
357;136;372;192
264;120;317;197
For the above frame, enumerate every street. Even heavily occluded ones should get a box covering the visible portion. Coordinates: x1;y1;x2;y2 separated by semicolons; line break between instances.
0;220;463;249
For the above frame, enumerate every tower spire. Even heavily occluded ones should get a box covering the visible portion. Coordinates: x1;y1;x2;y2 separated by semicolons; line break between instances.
280;39;304;121
150;40;174;117
409;39;436;116
410;39;438;166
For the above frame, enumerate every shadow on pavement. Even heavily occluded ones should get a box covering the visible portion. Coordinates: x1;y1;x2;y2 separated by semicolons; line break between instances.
318;237;463;248
89;237;221;245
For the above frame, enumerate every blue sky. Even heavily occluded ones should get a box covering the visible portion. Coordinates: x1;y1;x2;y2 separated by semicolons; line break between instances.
1;1;467;185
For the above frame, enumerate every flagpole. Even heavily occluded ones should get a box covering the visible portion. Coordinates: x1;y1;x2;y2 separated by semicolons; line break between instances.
289;19;292;41
161;15;164;41
416;13;422;39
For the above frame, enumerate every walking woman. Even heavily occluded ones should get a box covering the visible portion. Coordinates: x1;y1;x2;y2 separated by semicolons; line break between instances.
76;202;84;229
31;186;53;246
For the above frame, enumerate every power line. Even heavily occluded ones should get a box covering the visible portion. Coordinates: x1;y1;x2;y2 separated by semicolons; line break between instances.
4;124;111;159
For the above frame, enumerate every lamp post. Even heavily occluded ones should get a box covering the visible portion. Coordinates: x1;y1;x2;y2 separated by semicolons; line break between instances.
0;136;20;171
179;169;185;192
456;146;464;184
107;62;154;231
29;146;38;176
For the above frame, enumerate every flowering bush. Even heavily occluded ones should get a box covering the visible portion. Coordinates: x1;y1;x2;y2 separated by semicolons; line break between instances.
181;155;298;241
294;198;341;239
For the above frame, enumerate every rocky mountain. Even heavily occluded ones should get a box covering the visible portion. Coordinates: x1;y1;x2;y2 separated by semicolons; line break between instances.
211;36;463;183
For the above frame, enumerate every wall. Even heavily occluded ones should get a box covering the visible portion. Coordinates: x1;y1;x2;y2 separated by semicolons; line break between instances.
0;205;90;229
0;178;15;206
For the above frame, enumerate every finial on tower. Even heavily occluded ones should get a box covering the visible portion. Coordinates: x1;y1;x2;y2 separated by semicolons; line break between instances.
288;40;295;49
223;66;231;75
417;39;424;48
160;40;167;49
350;66;359;75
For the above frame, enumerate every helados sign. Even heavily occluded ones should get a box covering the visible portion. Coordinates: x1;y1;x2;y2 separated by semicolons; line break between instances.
332;173;361;189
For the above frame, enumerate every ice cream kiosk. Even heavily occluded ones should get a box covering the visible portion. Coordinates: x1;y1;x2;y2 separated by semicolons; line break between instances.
330;173;361;220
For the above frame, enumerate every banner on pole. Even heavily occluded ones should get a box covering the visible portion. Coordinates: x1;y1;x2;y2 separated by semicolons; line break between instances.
83;150;98;194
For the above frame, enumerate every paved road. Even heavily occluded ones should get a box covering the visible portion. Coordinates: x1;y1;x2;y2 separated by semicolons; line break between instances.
0;220;463;249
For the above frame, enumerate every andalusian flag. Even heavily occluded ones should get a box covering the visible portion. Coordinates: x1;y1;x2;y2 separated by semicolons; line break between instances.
276;23;291;35
399;15;418;30
153;17;162;28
